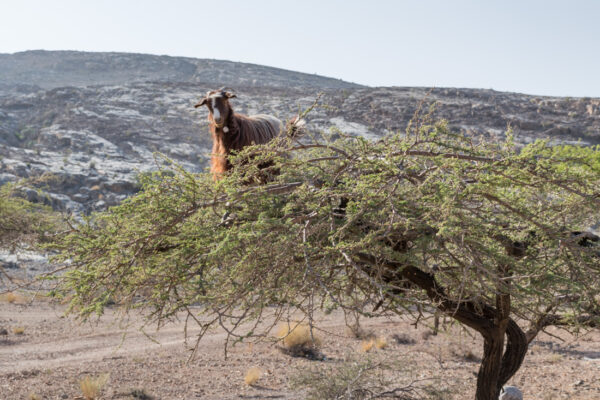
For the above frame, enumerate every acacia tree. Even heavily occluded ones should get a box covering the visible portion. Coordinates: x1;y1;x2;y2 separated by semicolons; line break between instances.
0;181;62;287
52;115;600;400
0;182;61;251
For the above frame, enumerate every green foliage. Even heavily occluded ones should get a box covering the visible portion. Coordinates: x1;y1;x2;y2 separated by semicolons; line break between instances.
50;116;600;345
290;355;449;400
0;182;63;250
14;125;38;144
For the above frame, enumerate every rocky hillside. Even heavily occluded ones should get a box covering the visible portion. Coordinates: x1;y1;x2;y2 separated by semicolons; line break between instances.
1;51;599;215
0;50;362;91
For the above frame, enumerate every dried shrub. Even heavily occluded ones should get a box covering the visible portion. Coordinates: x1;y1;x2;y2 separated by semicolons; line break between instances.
244;367;261;386
344;312;375;340
80;373;109;400
3;292;18;303
290;355;449;400
375;337;387;349
277;322;323;359
346;325;375;340
361;337;387;352
546;353;564;364
361;339;375;353
463;350;480;363
450;346;481;363
13;326;25;335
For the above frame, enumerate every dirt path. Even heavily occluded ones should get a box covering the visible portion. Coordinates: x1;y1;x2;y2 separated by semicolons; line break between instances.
2;304;193;372
2;324;200;374
2;301;600;399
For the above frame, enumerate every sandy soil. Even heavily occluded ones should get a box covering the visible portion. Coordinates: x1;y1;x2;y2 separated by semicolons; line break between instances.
1;299;600;400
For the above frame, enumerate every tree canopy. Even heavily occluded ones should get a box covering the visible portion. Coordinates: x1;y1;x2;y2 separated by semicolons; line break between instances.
0;182;62;251
51;114;600;400
0;181;63;288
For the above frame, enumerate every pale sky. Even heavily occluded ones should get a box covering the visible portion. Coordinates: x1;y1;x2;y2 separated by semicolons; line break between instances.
1;0;599;97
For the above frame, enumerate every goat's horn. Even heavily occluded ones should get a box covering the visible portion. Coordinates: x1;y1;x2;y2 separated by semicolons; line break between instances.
219;86;235;93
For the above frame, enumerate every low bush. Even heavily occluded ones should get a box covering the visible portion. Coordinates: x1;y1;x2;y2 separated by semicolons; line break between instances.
277;322;323;359
79;373;109;400
291;355;449;400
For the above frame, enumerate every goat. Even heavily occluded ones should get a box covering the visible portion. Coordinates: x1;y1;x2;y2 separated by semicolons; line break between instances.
194;89;303;181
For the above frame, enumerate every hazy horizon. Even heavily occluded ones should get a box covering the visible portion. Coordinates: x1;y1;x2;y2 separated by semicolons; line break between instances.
2;0;599;97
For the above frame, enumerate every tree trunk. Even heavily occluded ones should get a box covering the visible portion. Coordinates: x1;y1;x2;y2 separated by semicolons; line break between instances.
476;331;505;400
355;254;530;400
498;319;528;387
474;321;527;400
433;311;440;335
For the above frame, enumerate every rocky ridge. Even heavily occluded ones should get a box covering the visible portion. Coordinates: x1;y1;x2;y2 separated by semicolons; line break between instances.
0;50;361;91
1;51;599;216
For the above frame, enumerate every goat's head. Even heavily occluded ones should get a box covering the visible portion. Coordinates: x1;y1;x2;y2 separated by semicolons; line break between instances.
194;89;237;127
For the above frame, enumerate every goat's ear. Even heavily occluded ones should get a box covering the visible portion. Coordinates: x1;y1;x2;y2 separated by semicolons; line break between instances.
224;92;237;99
194;98;207;108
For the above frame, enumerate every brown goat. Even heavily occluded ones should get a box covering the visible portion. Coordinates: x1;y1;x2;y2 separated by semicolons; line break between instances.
194;89;303;180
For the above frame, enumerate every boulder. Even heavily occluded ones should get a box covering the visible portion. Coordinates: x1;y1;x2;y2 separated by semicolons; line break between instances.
499;386;523;400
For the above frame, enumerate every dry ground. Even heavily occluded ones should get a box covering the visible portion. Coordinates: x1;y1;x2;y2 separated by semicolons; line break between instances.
1;299;600;400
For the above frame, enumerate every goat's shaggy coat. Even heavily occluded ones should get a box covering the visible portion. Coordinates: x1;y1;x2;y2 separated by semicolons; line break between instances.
195;89;301;180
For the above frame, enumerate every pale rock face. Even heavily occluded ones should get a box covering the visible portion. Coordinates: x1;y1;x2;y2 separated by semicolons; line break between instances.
499;386;523;400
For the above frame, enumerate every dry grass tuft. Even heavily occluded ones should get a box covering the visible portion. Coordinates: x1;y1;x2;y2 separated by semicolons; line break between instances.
375;337;387;349
1;291;47;304
80;373;109;400
244;367;261;386
13;326;25;335
361;337;387;352
346;325;376;340
5;292;18;303
277;322;321;348
28;394;41;400
463;350;480;363
277;322;323;359
361;339;375;353
546;353;564;364
452;348;480;363
1;292;23;303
